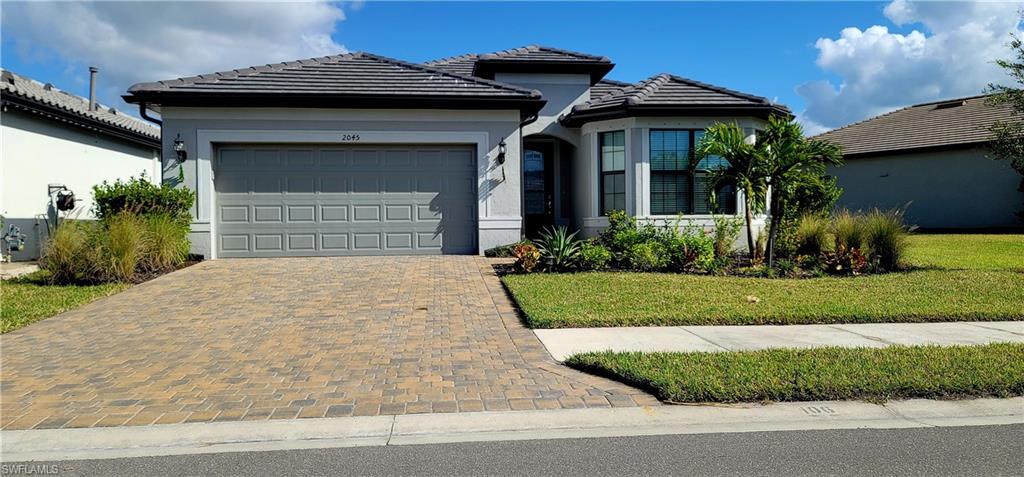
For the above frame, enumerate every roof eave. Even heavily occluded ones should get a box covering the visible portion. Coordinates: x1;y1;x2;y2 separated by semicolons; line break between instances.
560;104;790;127
2;93;160;148
472;60;615;86
122;91;547;117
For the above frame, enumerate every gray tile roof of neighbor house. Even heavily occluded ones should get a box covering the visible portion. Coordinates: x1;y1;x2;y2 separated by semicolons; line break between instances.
425;45;614;84
1;69;160;145
124;52;546;114
561;73;789;126
813;95;1015;158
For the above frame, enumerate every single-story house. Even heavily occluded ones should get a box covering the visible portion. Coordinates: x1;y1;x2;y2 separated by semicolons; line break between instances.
1;69;161;261
817;95;1022;230
123;46;788;258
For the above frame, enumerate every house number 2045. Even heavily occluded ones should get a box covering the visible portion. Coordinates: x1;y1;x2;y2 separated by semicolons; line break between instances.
340;134;361;141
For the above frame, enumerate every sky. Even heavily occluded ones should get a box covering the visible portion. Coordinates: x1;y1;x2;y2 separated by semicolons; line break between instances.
1;1;1021;134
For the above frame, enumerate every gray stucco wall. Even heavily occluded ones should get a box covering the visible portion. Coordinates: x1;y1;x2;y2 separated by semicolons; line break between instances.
158;107;524;258
829;147;1022;229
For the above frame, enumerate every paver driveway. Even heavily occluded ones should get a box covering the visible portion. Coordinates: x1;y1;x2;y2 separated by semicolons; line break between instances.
1;257;655;430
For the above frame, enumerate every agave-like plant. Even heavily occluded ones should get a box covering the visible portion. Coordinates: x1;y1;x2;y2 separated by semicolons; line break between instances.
536;226;582;272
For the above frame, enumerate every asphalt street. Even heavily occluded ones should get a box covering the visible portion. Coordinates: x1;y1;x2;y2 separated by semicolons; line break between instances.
8;424;1022;477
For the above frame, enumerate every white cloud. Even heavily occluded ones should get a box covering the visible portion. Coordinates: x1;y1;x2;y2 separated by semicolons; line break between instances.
2;1;348;109
797;0;1022;133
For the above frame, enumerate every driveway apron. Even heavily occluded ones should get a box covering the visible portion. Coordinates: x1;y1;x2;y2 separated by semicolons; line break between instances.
0;257;655;430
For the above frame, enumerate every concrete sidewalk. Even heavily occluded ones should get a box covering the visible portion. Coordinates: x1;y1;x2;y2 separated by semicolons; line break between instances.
3;397;1021;462
534;321;1024;361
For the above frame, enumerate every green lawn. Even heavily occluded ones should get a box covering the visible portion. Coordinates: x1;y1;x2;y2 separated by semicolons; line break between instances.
502;234;1024;328
566;343;1024;403
1;272;129;334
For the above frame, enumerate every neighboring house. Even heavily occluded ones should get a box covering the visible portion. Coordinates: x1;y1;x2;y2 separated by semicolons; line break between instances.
123;46;787;259
1;69;161;261
817;95;1022;230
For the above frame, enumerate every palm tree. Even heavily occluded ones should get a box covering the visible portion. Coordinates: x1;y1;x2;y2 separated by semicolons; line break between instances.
695;123;767;261
758;116;844;267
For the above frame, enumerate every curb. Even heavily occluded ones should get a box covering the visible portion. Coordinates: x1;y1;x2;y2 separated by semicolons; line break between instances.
2;397;1021;462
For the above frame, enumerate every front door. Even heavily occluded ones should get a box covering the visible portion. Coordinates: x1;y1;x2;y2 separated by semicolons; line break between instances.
523;141;554;238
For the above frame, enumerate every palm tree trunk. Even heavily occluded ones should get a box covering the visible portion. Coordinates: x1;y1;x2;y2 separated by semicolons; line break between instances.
743;190;756;264
767;192;780;268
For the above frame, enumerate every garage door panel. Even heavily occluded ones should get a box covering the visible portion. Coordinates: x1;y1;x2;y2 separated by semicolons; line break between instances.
215;144;476;257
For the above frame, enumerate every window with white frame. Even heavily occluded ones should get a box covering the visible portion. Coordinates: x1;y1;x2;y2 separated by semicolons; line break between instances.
599;130;626;215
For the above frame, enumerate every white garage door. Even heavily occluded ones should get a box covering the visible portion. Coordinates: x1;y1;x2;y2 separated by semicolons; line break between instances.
214;144;477;257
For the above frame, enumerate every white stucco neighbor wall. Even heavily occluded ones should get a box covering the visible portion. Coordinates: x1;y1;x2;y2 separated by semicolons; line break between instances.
159;107;524;258
0;110;160;261
575;116;768;250
829;147;1022;229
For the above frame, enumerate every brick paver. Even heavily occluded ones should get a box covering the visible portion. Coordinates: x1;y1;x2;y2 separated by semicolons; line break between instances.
0;257;656;430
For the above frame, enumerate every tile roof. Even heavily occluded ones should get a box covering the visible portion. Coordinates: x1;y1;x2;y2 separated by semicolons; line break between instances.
561;73;788;125
813;95;1014;157
475;45;610;63
126;52;542;101
422;53;479;77
1;69;159;142
589;79;632;100
425;45;613;84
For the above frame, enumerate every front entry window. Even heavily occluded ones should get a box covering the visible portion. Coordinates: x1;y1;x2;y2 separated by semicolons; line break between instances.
599;131;626;215
524;150;546;215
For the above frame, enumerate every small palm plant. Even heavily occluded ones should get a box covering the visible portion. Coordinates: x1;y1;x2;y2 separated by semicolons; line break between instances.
536;226;582;272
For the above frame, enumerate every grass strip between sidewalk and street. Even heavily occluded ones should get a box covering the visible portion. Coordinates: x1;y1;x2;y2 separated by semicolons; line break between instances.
566;343;1024;403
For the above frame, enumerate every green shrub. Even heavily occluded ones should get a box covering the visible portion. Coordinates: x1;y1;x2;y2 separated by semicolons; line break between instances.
663;230;715;272
578;241;612;271
92;175;194;223
512;242;541;273
711;215;742;258
863;208;910;272
101;213;147;282
624;241;669;271
795;214;830;257
141;213;191;272
832;209;867;254
39;220;101;284
536;226;582;272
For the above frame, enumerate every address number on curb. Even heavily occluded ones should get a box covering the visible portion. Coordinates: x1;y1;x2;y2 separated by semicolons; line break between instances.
340;134;361;141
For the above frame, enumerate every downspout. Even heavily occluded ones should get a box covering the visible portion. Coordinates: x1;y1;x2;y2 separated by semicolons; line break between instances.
518;113;539;239
137;102;162;126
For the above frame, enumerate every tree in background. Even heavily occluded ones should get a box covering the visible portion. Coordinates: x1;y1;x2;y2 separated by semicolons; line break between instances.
758;116;844;267
696;123;767;262
987;29;1024;222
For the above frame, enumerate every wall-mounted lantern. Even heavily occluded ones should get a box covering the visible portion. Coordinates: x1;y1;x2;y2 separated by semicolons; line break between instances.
497;139;507;165
173;134;188;162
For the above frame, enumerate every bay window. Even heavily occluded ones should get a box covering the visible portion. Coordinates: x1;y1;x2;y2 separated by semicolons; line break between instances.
650;129;736;215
